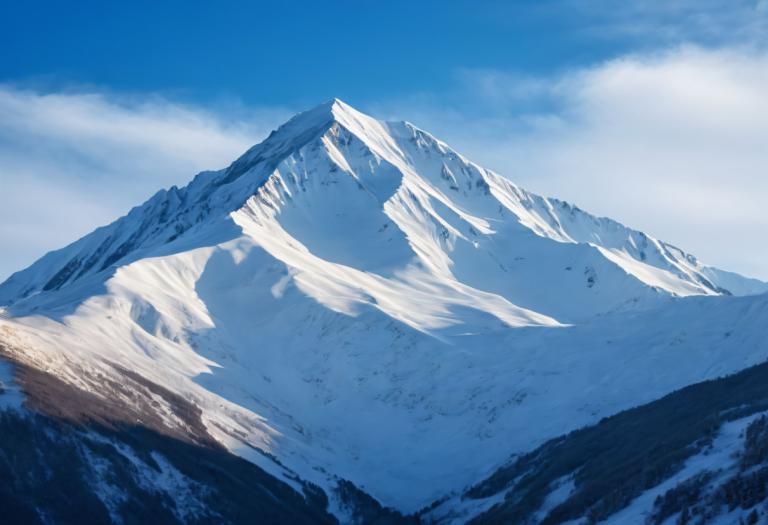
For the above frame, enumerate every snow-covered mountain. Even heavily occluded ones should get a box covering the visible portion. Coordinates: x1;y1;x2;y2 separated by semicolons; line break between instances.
1;99;767;524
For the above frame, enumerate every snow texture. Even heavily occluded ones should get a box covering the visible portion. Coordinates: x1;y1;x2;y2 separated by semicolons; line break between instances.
0;99;767;514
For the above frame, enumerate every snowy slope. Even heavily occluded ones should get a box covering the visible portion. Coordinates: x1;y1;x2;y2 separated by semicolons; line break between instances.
2;100;764;318
0;99;767;518
433;356;768;524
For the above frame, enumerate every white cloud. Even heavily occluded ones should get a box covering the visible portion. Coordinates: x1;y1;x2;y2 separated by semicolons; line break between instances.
0;87;290;281
376;47;768;279
554;0;768;46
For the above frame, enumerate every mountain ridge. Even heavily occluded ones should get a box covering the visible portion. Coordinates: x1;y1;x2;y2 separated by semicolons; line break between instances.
2;99;765;312
1;100;767;520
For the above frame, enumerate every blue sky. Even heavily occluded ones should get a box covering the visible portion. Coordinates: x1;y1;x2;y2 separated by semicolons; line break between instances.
4;1;761;107
2;1;768;280
1;1;641;105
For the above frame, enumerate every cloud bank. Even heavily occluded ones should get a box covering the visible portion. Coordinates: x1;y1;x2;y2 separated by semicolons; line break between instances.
0;88;289;280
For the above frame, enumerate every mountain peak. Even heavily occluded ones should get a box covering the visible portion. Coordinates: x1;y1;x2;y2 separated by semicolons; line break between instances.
283;97;367;132
235;98;375;160
2;98;766;311
310;97;387;139
3;96;768;525
308;97;355;118
224;98;403;187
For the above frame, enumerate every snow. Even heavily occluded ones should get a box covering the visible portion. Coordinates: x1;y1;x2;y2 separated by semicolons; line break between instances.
534;475;577;523
0;356;24;410
0;99;767;516
602;412;768;525
83;432;215;524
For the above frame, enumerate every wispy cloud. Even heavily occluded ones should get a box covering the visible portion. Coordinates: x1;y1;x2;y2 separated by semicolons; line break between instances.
0;87;290;280
546;0;768;47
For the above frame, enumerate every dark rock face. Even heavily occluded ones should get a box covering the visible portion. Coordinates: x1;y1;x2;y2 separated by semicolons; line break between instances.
335;480;420;525
647;415;768;525
0;345;337;524
0;344;414;525
463;360;768;525
0;411;337;525
7;332;768;525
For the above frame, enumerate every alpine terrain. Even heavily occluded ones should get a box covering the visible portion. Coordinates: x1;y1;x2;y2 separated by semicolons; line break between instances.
1;99;768;524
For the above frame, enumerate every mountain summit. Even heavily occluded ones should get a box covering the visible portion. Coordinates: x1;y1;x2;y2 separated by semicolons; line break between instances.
1;99;763;318
1;101;767;522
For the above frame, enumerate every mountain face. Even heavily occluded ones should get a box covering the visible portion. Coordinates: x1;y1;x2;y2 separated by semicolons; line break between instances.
1;99;767;524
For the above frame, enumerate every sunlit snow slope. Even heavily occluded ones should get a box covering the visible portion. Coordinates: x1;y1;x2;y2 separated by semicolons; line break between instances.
1;99;767;515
